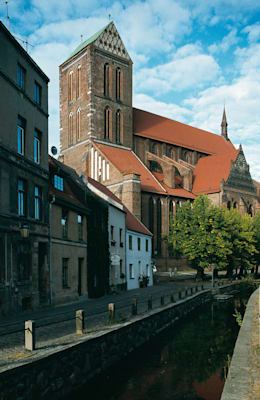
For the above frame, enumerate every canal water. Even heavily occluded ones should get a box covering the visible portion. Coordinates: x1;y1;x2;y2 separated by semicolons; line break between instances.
66;285;254;400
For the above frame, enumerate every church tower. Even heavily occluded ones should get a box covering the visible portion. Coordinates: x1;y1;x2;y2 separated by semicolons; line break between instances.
221;107;228;140
59;22;133;174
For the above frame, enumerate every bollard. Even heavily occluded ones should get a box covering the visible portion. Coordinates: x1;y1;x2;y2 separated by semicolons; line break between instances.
108;303;115;323
179;289;182;299
170;290;175;303
161;295;164;306
148;296;152;310
76;310;85;334
132;298;137;315
25;320;35;351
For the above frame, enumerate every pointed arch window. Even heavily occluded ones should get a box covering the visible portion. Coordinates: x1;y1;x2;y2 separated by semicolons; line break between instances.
116;109;121;143
104;107;111;140
151;143;157;155
68;112;73;145
116;67;121;101
76;65;81;98
68;71;73;102
76;108;81;141
104;63;110;97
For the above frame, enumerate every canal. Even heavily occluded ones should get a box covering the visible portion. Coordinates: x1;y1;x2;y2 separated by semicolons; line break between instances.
65;284;254;400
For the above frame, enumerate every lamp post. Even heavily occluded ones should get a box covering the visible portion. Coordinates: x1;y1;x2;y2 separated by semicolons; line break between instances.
19;224;30;239
210;263;215;288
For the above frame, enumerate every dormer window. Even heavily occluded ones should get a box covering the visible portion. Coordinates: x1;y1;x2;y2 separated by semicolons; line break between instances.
54;175;64;191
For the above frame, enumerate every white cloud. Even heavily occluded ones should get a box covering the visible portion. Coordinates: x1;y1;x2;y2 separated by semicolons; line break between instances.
135;46;221;94
242;23;260;42
133;93;192;122
208;29;239;54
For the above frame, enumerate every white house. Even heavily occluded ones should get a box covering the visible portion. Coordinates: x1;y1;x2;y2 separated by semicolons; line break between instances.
87;177;127;291
86;177;153;291
125;211;153;290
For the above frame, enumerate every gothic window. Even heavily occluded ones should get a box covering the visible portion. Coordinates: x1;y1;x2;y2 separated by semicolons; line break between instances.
68;112;73;145
68;71;73;102
104;63;110;97
151;143;157;155
227;201;231;210
233;202;237;209
76;66;81;98
248;204;253;216
149;197;154;233
169;200;175;223
104;107;111;140
116;67;121;101
156;198;162;255
76;108;81;141
166;146;174;159
116;110;121;143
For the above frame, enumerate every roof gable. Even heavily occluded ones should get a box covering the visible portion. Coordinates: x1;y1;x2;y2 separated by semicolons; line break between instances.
225;148;256;194
66;22;131;63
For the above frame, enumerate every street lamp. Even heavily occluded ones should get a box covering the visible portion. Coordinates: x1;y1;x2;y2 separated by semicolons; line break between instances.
20;224;30;239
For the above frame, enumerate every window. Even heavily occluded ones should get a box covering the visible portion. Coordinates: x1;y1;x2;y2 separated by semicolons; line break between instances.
104;107;111;140
104;63;110;97
34;186;41;220
62;258;69;288
116;110;121;143
61;209;68;238
146;239;149;252
120;260;123;276
138;261;142;275
76;109;81;141
116;67;121;100
137;237;141;251
17;64;25;89
111;225;115;245
34;81;41;105
78;214;83;240
76;66;81;98
129;235;132;250
129;264;134;279
68;112;73;145
146;264;150;277
151;143;157;155
34;130;41;164
68;71;73;101
17;116;25;155
54;175;64;191
120;228;123;247
18;179;26;216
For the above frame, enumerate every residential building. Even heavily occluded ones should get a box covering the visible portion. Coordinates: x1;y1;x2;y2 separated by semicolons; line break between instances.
49;156;89;305
59;21;257;272
0;22;49;313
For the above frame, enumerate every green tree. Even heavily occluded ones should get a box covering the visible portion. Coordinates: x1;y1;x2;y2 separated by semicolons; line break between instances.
168;195;232;278
252;213;260;274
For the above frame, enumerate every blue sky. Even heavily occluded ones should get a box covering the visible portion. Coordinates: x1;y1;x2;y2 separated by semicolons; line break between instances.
1;0;260;180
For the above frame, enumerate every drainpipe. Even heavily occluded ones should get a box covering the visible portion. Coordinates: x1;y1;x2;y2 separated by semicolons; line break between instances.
49;195;55;305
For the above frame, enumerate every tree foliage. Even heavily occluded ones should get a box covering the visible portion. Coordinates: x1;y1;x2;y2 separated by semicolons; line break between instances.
168;194;258;276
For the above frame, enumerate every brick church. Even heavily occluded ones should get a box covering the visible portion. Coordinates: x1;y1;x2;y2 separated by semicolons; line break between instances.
59;22;257;271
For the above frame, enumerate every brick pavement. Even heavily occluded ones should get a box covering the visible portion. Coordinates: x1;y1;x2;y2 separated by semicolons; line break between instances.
0;276;214;372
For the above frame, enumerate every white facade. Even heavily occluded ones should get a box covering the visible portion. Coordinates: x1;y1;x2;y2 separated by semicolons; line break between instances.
126;230;153;290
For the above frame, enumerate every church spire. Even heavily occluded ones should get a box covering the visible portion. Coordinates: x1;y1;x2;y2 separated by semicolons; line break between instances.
221;107;228;140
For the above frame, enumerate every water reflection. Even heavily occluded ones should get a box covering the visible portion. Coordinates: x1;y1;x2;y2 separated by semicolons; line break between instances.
66;285;253;400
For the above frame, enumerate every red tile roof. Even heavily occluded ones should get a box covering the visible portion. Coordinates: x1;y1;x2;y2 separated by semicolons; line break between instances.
152;172;196;199
192;150;239;194
87;176;152;236
133;108;236;155
94;142;165;194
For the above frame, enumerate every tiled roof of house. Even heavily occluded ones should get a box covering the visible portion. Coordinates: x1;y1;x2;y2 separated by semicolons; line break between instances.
192;150;239;194
94;142;165;194
87;176;152;236
133;108;236;155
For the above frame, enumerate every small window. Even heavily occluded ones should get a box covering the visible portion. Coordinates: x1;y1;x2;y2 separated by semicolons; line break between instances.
68;113;73;145
34;185;41;220
76;109;81;141
17;64;25;89
104;63;110;97
18;179;26;216
129;264;134;279
17;116;25;155
104;107;111;140
116;110;121;143
62;258;69;288
129;235;132;250
68;71;73;101
137;237;141;251
78;214;83;240
34;130;41;164
146;239;149;252
76;66;81;99
54;175;64;191
138;260;142;275
111;225;114;240
120;228;123;247
146;264;150;277
34;82;41;105
116;67;121;101
61;209;68;238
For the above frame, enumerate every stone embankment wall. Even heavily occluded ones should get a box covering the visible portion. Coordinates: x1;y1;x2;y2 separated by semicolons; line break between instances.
0;285;237;400
221;286;259;400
